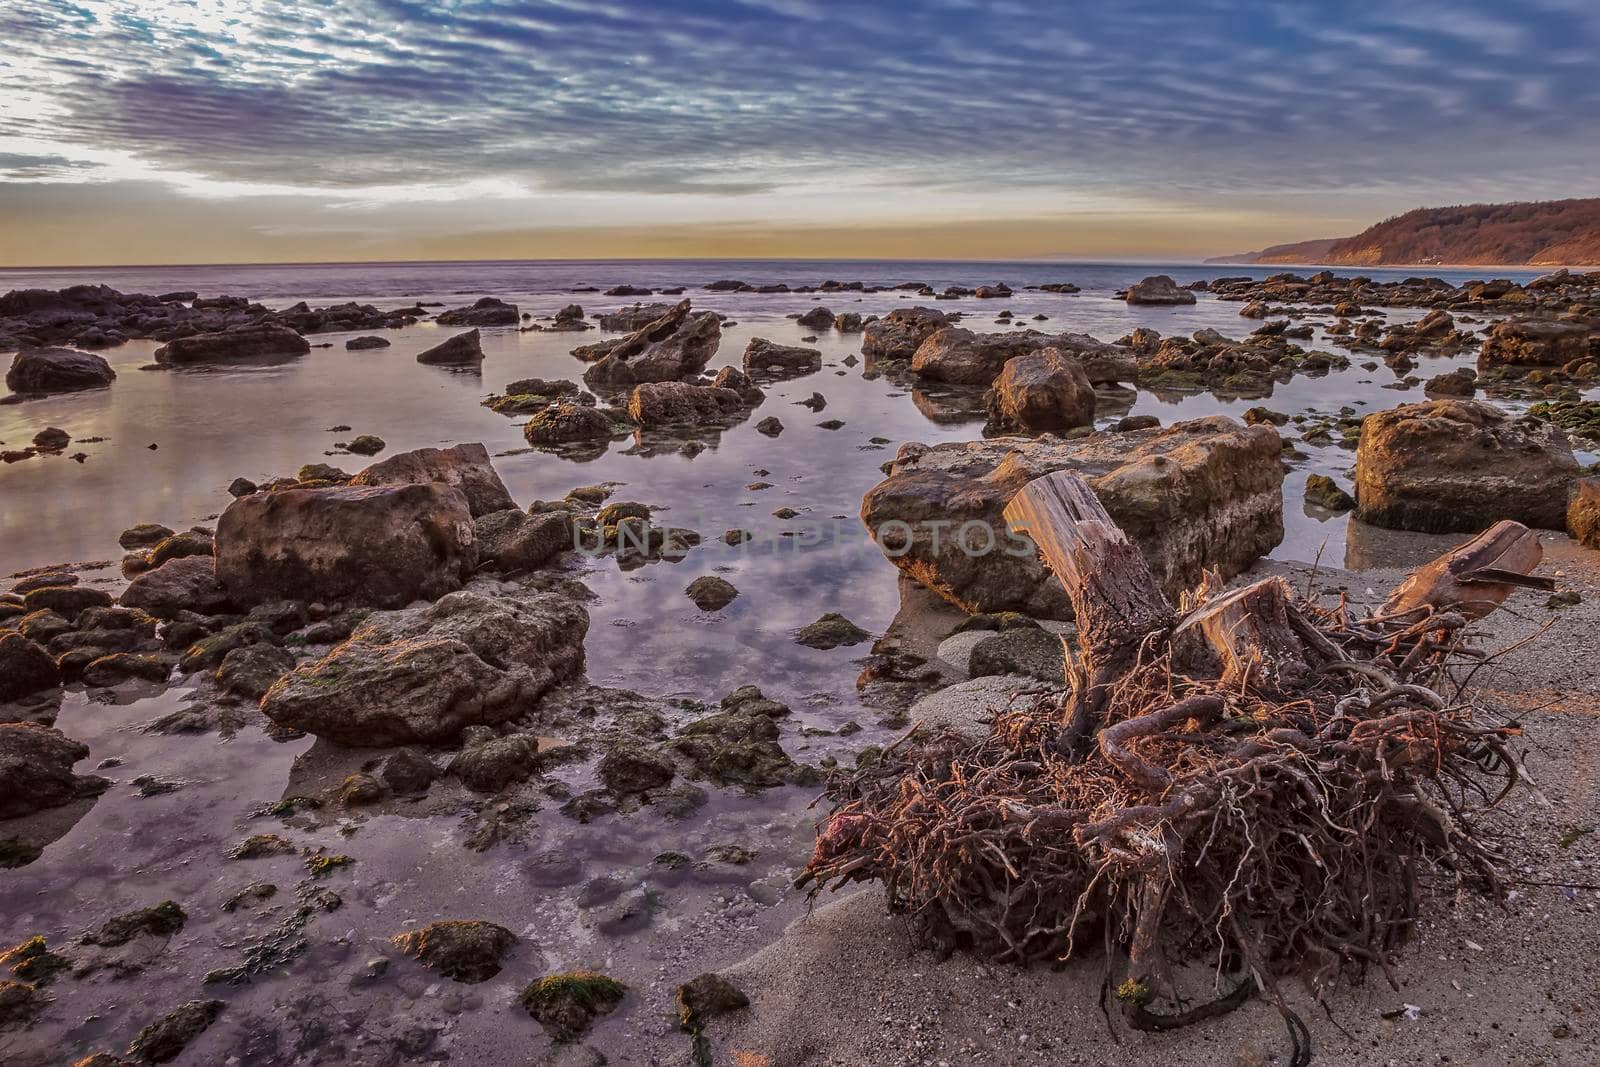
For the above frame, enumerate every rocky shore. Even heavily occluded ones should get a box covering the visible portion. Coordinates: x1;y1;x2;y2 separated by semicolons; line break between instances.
3;267;1598;1065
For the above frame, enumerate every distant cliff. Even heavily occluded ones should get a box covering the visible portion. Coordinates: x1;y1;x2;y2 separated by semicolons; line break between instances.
1208;199;1600;267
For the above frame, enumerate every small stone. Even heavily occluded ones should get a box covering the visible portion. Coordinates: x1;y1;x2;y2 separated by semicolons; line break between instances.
795;613;870;649
686;576;739;611
345;434;386;456
127;999;223;1063
521;972;626;1043
674;972;750;1029
392;920;516;983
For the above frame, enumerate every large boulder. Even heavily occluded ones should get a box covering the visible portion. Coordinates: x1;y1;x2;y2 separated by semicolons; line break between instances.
988;348;1095;433
860;416;1284;617
5;348;116;395
0;723;99;818
350;443;515;517
1125;275;1197;306
215;484;476;609
120;556;234;619
1354;400;1578;533
575;300;721;387
862;307;950;363
626;381;746;427
743;338;821;376
260;591;587;746
1478;318;1594;371
437;298;519;326
475;510;571;571
598;303;673;331
417;329;483;365
154;323;310;364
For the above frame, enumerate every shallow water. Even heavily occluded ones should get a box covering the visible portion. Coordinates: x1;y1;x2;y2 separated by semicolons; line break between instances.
1;259;1587;1064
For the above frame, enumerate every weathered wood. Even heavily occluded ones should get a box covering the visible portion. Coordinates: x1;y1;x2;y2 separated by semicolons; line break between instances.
1383;520;1550;621
1178;574;1330;696
1005;472;1175;754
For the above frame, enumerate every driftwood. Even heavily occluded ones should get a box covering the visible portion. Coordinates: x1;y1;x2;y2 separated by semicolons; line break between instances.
803;472;1546;1065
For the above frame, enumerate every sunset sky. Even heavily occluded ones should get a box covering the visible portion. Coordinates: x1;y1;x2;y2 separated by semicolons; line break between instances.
1;0;1596;266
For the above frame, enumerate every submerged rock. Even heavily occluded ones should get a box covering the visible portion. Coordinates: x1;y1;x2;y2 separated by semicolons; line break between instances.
685;575;739;611
345;335;390;350
5;347;116;395
743;338;821;376
861;416;1284;617
261;591;587;746
0;723;102;817
154;323;309;365
1354;400;1577;533
1303;474;1356;512
350;442;516;517
126;999;222;1063
392;920;516;983
795;613;870;649
416;329;483;365
215;483;477;608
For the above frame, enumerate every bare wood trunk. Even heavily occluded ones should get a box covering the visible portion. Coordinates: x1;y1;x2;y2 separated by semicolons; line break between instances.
1004;472;1175;754
1178;575;1335;697
1383;520;1550;620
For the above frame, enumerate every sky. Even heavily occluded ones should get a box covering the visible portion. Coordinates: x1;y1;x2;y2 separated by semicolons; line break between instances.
0;0;1596;266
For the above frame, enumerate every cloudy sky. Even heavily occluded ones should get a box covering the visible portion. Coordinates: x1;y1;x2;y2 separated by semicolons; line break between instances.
1;0;1595;266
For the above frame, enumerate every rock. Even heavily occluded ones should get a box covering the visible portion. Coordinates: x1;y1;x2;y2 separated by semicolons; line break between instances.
1;937;70;986
908;675;1035;740
1125;274;1197;305
576;300;721;387
597;303;673;331
744;338;821;376
626;381;746;427
437;297;519;326
1570;478;1600;549
1354;400;1578;533
709;365;765;404
861;307;950;363
297;462;350;484
344;434;385;456
667;689;796;789
31;426;70;450
448;730;541;791
1424;367;1477;397
416;329;483;365
260;591;587;745
392;920;516;983
795;613;870;649
0;979;45;1032
675;972;749;1028
120;557;234;619
755;416;783;437
154;323;309;365
795;307;834;330
126;999;222;1063
967;628;1064;682
0;633;60;702
119;523;175;550
910;327;1044;385
525;403;615;445
0;723;100;817
6;347;116;395
124;530;212;576
216;644;296;699
685;576;738;611
84;900;187;946
381;749;438;794
350;442;516;517
345;335;390;350
521;972;625;1043
1479;318;1594;370
597;742;676;793
988;347;1095;433
81;652;171;687
23;584;112;615
215;483;476;609
1303;474;1356;512
861;416;1284;616
476;509;571;571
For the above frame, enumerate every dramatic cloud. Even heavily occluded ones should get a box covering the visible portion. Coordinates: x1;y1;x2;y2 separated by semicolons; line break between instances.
1;0;1596;263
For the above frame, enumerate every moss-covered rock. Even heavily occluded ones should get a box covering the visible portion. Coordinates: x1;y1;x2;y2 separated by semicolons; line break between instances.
84;901;186;947
0;978;44;1032
0;936;71;985
794;612;870;650
126;999;223;1063
520;971;626;1042
391;920;516;983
